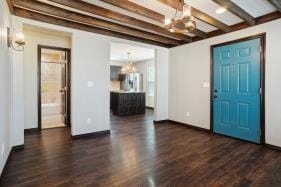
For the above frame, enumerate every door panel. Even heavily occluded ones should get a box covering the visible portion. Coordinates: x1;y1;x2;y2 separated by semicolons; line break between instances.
40;48;69;129
213;38;261;143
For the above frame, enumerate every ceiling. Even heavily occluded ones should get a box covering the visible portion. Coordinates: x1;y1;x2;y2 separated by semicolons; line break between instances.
7;0;281;48
110;42;155;62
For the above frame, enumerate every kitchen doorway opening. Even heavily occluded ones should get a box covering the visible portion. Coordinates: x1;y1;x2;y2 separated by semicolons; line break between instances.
109;42;156;120
38;45;71;130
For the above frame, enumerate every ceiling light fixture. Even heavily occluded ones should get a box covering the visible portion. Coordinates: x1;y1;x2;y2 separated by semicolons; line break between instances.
163;0;196;33
216;7;226;14
121;52;136;74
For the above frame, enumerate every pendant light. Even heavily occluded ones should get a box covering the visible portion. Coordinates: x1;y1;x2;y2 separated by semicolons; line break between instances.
164;0;196;33
121;52;136;74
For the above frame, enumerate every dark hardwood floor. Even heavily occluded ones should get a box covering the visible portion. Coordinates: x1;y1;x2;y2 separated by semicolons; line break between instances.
1;109;281;186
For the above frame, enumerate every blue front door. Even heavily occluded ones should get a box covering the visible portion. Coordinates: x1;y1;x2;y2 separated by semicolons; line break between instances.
213;38;261;143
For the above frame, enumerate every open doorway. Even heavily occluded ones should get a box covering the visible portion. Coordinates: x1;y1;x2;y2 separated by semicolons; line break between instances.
38;45;71;130
109;42;155;121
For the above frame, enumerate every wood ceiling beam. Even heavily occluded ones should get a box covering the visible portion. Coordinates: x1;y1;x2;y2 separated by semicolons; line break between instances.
14;7;173;48
267;0;281;12
156;0;231;32
212;0;255;25
12;1;280;48
6;0;14;14
47;0;192;42
13;0;183;46
100;0;208;38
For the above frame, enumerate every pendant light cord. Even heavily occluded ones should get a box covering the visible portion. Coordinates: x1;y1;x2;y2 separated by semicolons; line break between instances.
173;0;182;20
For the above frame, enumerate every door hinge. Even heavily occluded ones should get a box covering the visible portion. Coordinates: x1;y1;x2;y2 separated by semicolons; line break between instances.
259;46;262;53
259;88;262;95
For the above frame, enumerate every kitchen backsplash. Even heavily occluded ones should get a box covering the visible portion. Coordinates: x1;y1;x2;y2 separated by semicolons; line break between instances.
110;80;121;90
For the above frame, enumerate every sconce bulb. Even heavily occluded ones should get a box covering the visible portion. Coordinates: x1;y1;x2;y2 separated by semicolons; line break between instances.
16;32;25;41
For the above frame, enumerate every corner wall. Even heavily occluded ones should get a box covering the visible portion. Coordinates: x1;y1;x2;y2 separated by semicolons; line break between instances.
0;0;12;176
169;19;281;147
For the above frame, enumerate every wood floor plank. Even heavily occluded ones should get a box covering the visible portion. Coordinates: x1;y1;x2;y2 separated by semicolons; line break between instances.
1;109;281;186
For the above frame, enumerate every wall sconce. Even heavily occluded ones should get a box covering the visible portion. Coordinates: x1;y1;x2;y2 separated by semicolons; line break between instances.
7;27;25;51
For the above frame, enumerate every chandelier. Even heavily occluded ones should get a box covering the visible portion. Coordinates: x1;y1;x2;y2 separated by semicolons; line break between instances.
164;0;196;33
121;52;136;74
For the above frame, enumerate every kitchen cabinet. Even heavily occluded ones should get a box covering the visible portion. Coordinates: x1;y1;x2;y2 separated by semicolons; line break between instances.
110;66;122;80
110;91;145;116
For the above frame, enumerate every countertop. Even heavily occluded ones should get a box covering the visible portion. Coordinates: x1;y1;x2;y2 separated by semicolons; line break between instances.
110;90;145;93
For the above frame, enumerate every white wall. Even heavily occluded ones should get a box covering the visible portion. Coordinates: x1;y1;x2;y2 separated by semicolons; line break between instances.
11;16;169;144
169;19;281;147
23;27;71;129
71;31;111;135
0;0;12;176
134;58;155;108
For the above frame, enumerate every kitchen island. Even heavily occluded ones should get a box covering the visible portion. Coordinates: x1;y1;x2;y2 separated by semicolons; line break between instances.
110;90;145;116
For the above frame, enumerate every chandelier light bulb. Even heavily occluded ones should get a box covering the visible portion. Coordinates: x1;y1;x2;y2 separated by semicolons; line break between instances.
182;4;191;18
186;19;196;31
164;17;172;25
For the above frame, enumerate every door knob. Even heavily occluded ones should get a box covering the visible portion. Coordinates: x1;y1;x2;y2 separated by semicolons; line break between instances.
213;95;217;98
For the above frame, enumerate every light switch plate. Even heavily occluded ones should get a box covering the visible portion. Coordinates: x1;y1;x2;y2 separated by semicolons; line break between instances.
203;82;210;88
87;81;94;87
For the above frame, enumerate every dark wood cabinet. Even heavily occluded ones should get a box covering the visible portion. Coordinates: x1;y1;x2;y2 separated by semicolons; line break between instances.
110;66;122;80
111;91;145;116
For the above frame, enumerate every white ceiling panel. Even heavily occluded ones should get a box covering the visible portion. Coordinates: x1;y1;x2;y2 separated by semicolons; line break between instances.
110;42;155;62
231;0;276;18
84;0;161;25
185;0;243;25
194;18;218;32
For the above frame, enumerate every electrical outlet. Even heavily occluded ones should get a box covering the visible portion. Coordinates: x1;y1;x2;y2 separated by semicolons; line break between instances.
203;82;210;88
1;143;5;156
186;112;190;117
87;118;92;124
87;81;94;88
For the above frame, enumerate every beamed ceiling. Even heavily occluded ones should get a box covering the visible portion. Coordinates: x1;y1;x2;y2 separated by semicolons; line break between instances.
6;0;281;48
